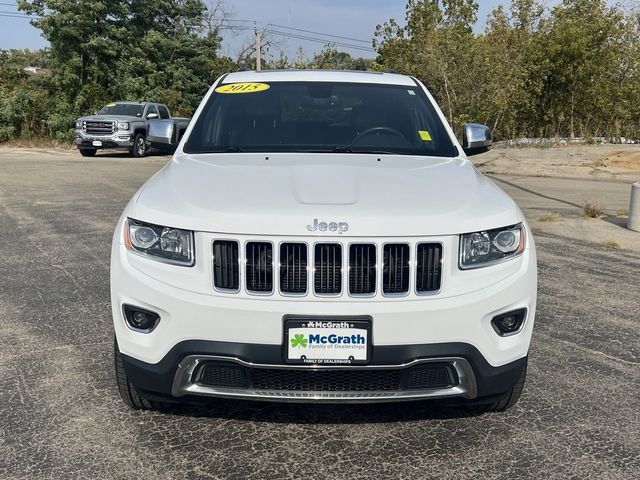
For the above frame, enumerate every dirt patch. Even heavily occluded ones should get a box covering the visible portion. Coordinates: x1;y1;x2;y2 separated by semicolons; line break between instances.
601;150;640;169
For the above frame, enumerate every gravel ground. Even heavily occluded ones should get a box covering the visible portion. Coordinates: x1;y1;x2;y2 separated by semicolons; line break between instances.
0;148;638;480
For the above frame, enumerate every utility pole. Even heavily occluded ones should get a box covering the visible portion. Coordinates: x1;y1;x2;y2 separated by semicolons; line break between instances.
255;23;262;71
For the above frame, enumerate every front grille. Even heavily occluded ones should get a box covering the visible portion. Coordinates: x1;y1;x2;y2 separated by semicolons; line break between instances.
349;244;376;295
314;244;342;295
383;244;410;295
280;243;308;294
245;242;273;293
196;362;457;392
416;243;442;293
211;239;443;298
213;240;239;291
84;120;115;135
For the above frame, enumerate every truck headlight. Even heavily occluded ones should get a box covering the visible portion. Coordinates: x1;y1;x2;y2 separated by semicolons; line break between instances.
117;122;130;130
459;223;525;269
76;121;82;128
125;219;195;266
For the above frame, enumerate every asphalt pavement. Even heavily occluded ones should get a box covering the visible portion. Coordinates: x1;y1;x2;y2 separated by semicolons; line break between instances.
0;148;638;480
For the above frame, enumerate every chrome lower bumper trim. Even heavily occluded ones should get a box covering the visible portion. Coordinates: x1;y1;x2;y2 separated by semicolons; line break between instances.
171;355;477;403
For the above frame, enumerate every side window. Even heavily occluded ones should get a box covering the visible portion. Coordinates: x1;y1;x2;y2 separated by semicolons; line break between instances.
158;105;170;119
145;105;159;119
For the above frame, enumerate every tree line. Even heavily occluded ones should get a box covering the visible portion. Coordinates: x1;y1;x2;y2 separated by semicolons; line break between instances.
1;0;639;143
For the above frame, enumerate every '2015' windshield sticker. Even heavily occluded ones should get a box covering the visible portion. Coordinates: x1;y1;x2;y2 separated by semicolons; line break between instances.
215;82;270;94
418;130;432;141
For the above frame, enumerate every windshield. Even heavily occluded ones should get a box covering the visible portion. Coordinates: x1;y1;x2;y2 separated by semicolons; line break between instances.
97;103;144;117
184;81;458;156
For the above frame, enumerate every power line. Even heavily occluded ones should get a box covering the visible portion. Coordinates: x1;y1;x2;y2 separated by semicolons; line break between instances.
268;23;371;44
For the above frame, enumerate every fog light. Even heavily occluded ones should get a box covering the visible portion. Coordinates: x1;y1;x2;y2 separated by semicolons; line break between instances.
491;309;526;336
123;305;160;332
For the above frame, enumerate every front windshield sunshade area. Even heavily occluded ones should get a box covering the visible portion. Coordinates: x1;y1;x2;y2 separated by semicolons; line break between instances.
98;103;145;117
184;82;458;156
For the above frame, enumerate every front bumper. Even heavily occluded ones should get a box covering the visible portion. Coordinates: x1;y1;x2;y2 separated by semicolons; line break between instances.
75;130;133;148
121;340;528;404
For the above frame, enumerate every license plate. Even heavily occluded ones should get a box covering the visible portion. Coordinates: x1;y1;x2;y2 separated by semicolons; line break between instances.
284;317;372;365
92;140;102;147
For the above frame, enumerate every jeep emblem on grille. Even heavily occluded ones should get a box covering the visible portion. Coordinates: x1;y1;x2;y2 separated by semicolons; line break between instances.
307;218;349;234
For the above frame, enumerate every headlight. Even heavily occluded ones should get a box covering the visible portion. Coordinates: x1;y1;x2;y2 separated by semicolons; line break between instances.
76;121;82;128
459;223;525;269
125;219;195;266
117;122;130;130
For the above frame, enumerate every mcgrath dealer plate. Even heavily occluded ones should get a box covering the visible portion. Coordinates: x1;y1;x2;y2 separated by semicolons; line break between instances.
284;316;372;365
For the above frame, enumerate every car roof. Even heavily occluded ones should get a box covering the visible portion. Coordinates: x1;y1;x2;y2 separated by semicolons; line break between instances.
221;69;417;86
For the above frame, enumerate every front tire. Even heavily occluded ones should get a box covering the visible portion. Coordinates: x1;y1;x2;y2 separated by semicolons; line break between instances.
79;148;97;157
130;133;147;158
114;339;169;411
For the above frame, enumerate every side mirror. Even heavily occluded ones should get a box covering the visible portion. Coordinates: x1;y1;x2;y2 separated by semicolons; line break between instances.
462;123;492;156
147;112;159;120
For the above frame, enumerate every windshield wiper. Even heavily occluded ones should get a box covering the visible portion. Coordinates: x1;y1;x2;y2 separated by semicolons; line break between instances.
222;146;244;152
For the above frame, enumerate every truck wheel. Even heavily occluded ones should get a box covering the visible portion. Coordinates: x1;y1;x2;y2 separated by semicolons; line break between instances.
114;338;170;411
79;148;97;157
131;133;147;158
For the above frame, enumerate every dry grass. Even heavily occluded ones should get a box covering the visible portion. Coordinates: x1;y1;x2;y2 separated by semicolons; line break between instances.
602;240;622;249
583;201;605;218
538;212;561;222
616;208;629;217
0;138;73;149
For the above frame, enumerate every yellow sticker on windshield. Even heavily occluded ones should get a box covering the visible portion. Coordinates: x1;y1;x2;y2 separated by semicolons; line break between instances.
215;82;270;94
418;130;432;141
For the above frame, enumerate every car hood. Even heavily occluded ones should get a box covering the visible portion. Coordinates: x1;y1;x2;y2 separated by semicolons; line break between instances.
132;153;520;237
78;115;142;122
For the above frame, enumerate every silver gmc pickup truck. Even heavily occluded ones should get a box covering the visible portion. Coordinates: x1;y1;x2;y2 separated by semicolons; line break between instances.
74;101;190;157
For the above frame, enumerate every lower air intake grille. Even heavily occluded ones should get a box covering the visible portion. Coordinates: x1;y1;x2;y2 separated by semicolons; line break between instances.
314;244;342;295
280;243;308;294
213;240;239;291
251;368;401;391
197;363;248;388
349;244;376;295
416;243;442;293
245;242;273;293
405;364;455;389
383;244;410;294
196;362;457;392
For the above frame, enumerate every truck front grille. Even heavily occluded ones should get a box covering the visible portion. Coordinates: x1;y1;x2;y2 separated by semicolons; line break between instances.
212;239;443;298
83;120;115;135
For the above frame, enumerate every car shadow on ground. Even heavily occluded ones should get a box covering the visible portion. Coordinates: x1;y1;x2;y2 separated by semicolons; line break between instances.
602;214;631;230
158;398;488;424
89;149;169;159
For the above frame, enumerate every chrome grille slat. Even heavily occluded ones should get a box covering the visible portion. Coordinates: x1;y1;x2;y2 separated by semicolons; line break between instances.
246;242;273;293
416;243;442;293
383;244;410;295
314;243;342;295
349;244;376;295
280;243;308;294
213;240;239;291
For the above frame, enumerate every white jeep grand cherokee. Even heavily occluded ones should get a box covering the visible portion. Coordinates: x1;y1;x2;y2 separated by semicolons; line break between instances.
111;70;537;411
